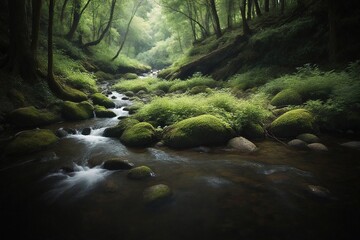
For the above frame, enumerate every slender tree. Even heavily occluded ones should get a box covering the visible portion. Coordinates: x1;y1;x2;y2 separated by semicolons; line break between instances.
60;0;69;23
112;0;144;61
31;0;42;54
66;0;91;40
247;0;253;19
264;0;269;12
240;0;251;35
208;0;222;38
327;0;337;63
83;0;117;48
254;0;262;16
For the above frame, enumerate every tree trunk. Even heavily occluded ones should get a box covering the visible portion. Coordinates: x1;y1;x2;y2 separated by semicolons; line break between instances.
264;0;270;12
48;0;54;80
83;0;116;48
247;0;253;20
112;0;144;61
240;0;251;35
328;0;337;63
208;0;222;38
66;0;91;40
227;0;234;29
7;0;37;82
60;0;69;23
280;0;285;14
31;0;42;54
254;0;262;16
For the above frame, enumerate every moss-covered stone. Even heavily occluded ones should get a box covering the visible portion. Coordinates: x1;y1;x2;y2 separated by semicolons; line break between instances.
120;122;157;147
91;93;115;108
143;184;172;204
163;114;235;148
62;101;94;121
297;133;320;143
103;118;139;137
242;123;265;140
269;109;315;138
4;129;59;156
127;166;154;179
8;106;61;128
94;105;116;118
103;158;134;170
270;89;302;107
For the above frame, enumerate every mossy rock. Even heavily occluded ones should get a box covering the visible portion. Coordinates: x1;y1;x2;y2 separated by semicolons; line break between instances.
270;109;315;138
94;105;116;118
8;106;61;128
62;101;94;121
124;73;138;80
127;166;154;180
103;118;139;137
143;184;172;205
297;133;320;143
242;123;265;140
163;114;235;149
270;89;302;107
120;122;157;147
103;158;134;170
4;129;59;156
91;93;115;108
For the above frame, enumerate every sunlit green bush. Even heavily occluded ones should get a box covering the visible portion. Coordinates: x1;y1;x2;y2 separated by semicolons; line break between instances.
135;90;271;132
168;73;219;92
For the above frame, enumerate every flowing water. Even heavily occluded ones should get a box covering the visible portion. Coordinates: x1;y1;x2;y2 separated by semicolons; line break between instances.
1;88;360;240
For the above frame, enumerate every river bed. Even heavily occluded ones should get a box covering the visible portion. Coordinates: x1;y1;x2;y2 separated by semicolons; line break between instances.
1;89;360;240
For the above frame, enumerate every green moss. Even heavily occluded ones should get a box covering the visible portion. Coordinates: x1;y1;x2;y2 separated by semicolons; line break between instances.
188;85;208;95
127;166;154;179
62;101;94;121
270;109;315;138
103;118;139;137
94;71;114;81
163;114;235;148
143;184;172;204
5;129;59;156
270;89;302;107
120;122;157;147
242;123;265;140
91;93;115;108
94;105;116;118
9;106;61;128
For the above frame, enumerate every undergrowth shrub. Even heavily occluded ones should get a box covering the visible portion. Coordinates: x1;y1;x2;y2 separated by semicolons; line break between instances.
135;90;271;132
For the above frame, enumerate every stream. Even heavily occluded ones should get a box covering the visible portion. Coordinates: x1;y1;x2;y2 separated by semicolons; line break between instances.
1;82;360;240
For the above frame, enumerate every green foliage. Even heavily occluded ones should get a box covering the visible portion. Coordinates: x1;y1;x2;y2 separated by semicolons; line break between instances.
168;73;219;92
163;114;235;148
38;51;98;93
227;67;283;91
135;90;271;131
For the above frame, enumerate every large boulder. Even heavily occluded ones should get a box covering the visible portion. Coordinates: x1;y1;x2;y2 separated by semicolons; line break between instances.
103;118;139;138
270;89;302;107
242;123;265;140
297;133;320;143
269;109;315;138
4;129;59;156
91;93;115;108
8;106;61;128
163;115;235;148
94;105;116;118
340;141;360;150
120;122;157;147
62;101;94;121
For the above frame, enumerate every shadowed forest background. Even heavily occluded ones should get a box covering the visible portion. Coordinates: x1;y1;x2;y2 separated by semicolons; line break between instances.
0;0;360;240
